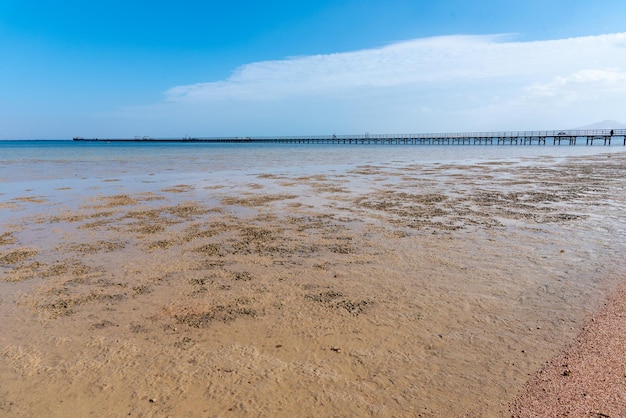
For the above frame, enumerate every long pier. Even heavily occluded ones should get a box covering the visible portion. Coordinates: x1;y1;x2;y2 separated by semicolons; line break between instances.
74;129;626;145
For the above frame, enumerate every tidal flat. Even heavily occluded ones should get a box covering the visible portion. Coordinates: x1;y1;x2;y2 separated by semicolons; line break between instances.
1;152;626;416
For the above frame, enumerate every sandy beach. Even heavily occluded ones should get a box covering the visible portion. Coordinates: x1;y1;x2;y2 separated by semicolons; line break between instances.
2;151;626;416
510;280;626;416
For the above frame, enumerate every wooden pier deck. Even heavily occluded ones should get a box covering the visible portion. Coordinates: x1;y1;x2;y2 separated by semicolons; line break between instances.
74;129;626;146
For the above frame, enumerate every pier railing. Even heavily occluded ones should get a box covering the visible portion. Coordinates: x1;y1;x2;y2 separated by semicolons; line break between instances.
73;129;626;145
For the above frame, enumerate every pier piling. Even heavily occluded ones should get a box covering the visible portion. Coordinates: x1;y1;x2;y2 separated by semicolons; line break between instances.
73;129;626;146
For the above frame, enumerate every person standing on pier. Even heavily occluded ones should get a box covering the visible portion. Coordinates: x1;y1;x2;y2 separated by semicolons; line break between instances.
610;129;614;136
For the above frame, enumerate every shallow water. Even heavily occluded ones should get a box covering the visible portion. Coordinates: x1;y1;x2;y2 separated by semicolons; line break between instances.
3;139;626;179
3;140;625;209
1;141;626;416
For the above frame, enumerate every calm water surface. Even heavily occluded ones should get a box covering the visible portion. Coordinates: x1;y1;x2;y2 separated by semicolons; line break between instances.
3;139;626;178
2;139;626;212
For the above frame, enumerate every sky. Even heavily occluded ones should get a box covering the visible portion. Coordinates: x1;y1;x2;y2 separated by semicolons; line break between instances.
1;0;626;139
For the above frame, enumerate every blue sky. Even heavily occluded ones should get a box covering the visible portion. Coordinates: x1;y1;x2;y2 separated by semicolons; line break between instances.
2;0;626;139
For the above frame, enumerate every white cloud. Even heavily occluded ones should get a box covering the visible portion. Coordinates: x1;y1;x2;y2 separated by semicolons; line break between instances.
125;32;626;134
526;68;626;100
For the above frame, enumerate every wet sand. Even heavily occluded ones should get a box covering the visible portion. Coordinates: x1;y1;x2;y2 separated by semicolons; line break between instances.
1;153;626;416
510;281;626;416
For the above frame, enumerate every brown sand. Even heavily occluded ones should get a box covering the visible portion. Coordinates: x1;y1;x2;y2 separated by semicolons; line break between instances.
1;154;626;416
510;282;626;417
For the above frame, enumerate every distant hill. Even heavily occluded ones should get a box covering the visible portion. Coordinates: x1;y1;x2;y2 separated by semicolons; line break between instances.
574;120;626;129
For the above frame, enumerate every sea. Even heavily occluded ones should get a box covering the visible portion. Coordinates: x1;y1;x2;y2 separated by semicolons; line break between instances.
3;138;626;227
3;139;626;198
